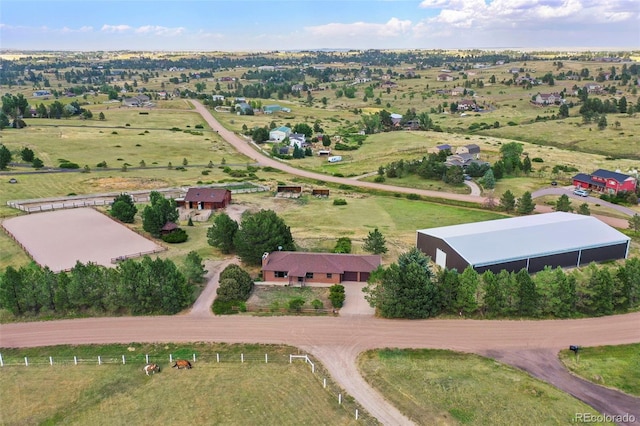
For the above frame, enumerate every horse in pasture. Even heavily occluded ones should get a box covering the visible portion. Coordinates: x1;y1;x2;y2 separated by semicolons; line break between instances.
143;363;160;375
172;359;192;369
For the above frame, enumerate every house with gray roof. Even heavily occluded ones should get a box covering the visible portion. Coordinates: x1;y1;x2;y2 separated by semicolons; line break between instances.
416;212;630;274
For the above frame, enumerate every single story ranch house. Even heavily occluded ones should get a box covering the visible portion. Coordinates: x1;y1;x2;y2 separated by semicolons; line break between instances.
261;251;381;285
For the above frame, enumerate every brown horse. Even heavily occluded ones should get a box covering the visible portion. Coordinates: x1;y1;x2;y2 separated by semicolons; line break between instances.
172;359;192;369
143;363;160;375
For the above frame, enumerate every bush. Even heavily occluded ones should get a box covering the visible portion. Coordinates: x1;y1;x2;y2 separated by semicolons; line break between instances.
333;198;347;206
374;175;385;183
217;264;254;302
59;161;80;169
288;297;305;312
161;229;188;243
96;161;108;168
212;299;245;315
311;299;323;310
531;157;544;163
329;284;345;308
333;237;352;253
407;193;421;200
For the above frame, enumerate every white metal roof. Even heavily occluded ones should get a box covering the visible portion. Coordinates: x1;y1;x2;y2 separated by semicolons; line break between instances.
417;212;630;267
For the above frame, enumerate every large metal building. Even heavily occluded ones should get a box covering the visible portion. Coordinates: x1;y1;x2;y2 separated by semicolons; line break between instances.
416;212;630;274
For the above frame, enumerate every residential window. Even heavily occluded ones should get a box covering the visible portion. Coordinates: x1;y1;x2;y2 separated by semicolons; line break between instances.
275;271;287;278
326;273;332;278
305;272;314;279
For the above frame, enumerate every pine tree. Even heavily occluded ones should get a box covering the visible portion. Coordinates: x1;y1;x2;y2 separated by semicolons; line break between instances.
363;228;388;254
500;190;516;213
516;269;538;316
554;194;573;212
516;191;535;215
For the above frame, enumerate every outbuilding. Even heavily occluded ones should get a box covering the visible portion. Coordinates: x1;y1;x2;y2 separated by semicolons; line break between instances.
416;212;630;274
177;188;231;210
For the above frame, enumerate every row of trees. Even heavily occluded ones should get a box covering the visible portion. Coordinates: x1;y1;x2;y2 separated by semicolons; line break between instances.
0;255;206;317
364;248;640;319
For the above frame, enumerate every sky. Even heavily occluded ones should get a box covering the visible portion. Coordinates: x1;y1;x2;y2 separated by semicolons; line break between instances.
1;0;639;52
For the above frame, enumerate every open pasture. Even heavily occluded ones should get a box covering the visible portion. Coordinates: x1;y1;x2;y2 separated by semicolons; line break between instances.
2;208;163;272
0;343;366;426
0;110;248;170
358;348;614;425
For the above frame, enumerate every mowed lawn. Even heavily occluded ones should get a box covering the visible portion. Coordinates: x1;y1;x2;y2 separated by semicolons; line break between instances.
358;349;614;426
0;343;365;426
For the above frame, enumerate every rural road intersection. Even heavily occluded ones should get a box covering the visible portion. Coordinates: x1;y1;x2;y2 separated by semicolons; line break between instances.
1;102;639;425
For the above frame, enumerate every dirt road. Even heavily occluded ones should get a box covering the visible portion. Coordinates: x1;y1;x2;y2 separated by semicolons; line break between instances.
2;312;639;425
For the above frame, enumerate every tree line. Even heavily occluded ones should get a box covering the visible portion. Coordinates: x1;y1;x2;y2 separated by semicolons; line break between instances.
0;254;206;318
364;248;640;319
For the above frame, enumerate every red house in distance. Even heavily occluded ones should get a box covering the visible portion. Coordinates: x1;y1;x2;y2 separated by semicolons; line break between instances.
572;169;637;195
177;188;231;210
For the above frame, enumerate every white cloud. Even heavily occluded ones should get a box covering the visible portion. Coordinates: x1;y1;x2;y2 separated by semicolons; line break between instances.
101;24;132;33
305;17;412;39
135;25;185;36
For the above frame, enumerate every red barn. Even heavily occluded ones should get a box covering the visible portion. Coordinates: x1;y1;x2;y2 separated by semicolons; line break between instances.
572;169;637;195
177;188;231;210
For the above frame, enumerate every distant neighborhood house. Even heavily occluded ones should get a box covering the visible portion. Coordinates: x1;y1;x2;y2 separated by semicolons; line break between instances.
122;94;151;107
269;126;291;142
534;93;564;105
572;169;637;195
437;74;454;82
261;251;381;285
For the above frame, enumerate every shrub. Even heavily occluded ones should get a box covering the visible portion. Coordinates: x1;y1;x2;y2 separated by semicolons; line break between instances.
59;161;80;169
374;175;385;183
195;124;204;129
333;237;352;253
407;193;421;200
212;299;244;315
161;229;188;243
288;297;305;312
531;157;544;163
333;198;347;206
329;284;345;308
311;299;323;310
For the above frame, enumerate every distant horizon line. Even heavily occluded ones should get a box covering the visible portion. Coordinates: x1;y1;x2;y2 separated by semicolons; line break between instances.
1;46;639;54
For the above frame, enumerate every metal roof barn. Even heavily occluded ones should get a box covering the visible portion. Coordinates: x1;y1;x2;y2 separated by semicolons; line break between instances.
416;212;630;273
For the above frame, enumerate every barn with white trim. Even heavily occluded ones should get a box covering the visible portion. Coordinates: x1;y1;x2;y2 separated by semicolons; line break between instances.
416;212;630;274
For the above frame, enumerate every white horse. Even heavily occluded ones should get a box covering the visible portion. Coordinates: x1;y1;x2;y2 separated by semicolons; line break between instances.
143;363;160;375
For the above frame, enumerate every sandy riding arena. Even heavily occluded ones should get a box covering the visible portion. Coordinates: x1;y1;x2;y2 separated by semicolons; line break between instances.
2;208;163;272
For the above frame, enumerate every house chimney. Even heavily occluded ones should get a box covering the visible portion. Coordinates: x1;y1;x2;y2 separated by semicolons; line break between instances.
262;252;269;268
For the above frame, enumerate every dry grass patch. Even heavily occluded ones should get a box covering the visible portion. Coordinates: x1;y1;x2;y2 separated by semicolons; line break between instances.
359;348;614;425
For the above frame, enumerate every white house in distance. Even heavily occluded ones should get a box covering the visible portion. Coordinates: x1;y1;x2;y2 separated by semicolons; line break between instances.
289;133;306;148
269;126;291;142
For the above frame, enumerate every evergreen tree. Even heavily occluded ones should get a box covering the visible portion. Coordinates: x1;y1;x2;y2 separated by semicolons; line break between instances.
516;269;538;316
207;213;239;254
438;268;460;313
183;251;207;284
454;266;479;315
142;191;178;237
553;268;577;317
110;193;138;223
216;264;254;302
499;190;516;213
589;267;614;316
363;228;388;255
0;144;12;170
616;258;640;309
628;214;640;233
516;191;535;214
577;203;591;215
482;270;506;316
522;156;532;174
234;210;295;265
364;248;439;319
482;168;496;189
554;194;573;212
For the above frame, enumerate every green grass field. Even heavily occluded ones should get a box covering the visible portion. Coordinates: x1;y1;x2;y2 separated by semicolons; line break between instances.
358;348;614;425
0;343;370;426
559;343;640;397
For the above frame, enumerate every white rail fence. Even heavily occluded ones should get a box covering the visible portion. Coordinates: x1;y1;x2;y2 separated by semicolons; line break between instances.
0;351;376;424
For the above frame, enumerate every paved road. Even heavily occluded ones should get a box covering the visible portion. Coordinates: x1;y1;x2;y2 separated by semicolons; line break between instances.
533;187;638;217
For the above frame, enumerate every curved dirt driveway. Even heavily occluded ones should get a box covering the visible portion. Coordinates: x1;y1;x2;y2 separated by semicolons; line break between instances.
2;313;639;425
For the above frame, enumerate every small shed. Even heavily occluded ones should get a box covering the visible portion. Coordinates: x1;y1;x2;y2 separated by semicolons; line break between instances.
160;222;179;235
277;186;302;194
312;189;330;197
